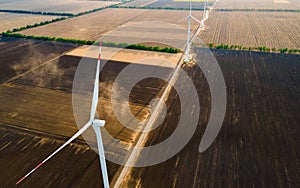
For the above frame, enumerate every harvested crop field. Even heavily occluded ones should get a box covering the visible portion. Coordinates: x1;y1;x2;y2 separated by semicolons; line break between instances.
0;37;77;84
19;8;203;42
199;11;300;49
0;37;299;187
0;12;60;33
0;39;182;188
0;0;119;14
123;0;213;9
122;0;159;7
215;0;300;10
114;48;300;187
0;123;121;187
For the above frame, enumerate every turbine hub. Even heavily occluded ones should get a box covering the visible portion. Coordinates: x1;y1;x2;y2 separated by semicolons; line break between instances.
93;119;106;127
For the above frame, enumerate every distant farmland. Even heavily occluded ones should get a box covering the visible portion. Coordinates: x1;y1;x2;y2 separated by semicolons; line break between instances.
18;8;202;41
122;0;213;9
0;0;119;14
199;11;300;49
122;0;158;7
0;12;60;33
215;0;300;10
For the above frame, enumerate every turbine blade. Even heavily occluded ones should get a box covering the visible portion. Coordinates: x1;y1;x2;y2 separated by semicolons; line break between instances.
90;42;102;120
191;16;201;24
16;121;92;185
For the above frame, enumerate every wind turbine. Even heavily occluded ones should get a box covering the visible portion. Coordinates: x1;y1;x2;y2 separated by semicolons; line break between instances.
201;0;207;29
16;42;110;188
184;1;202;62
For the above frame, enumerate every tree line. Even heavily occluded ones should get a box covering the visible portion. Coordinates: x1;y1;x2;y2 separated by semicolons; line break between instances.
1;1;136;33
0;9;73;16
6;17;67;33
111;5;206;11
1;32;180;53
207;43;300;54
215;8;300;13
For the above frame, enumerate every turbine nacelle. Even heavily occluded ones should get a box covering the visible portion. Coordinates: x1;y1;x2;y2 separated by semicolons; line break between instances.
92;119;106;127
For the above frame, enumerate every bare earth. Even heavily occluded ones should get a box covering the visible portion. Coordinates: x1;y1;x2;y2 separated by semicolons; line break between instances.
215;0;300;10
0;12;60;33
0;0;119;14
199;11;300;49
19;8;203;42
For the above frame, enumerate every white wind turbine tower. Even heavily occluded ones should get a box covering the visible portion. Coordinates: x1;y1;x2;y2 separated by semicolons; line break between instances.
184;1;202;62
16;42;110;188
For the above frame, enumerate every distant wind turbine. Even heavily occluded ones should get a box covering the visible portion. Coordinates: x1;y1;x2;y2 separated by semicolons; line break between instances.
16;42;110;188
201;0;208;29
184;1;202;62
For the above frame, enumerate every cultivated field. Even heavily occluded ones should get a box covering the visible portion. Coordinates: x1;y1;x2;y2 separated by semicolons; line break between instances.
1;0;300;186
0;13;60;33
1;40;299;187
0;38;182;187
0;37;77;84
19;8;202;43
199;11;300;49
116;48;300;187
123;0;214;8
0;123;121;187
0;0;119;14
123;0;160;7
215;0;300;10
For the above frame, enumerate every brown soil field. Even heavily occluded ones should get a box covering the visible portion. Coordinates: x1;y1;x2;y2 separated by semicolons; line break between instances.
0;37;299;187
19;8;203;42
0;13;61;33
0;38;181;187
115;48;300;187
215;0;300;10
0;52;175;142
199;11;300;49
0;123;121;187
0;0;119;14
0;37;77;84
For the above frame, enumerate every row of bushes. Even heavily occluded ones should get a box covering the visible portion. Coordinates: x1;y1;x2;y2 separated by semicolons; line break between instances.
95;41;180;53
207;43;300;54
2;32;94;44
2;5;116;19
1;0;135;17
7;17;67;33
215;8;300;13
4;5;120;33
0;9;73;16
1;32;180;53
3;1;135;34
111;5;206;11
